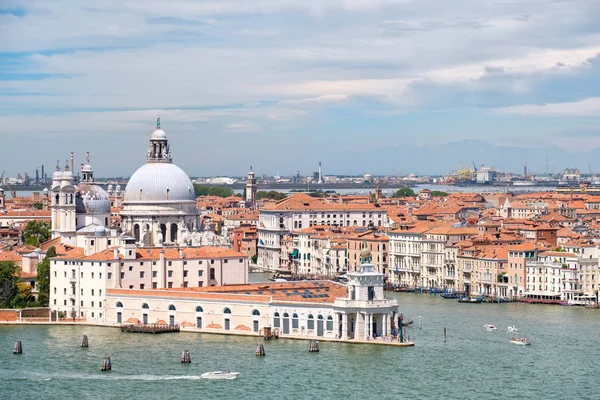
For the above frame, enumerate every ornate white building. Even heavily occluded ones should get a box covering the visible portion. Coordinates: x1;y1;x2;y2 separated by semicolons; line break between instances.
121;119;204;247
51;153;114;248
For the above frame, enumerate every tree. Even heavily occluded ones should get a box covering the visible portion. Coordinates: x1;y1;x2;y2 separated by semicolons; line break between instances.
0;261;19;308
193;184;234;198
431;191;449;197
394;188;415;197
11;282;36;308
36;246;56;307
257;191;287;200
32;203;43;210
251;254;258;264
23;221;51;247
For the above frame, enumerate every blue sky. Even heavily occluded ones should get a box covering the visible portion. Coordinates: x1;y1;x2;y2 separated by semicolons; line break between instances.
1;0;600;177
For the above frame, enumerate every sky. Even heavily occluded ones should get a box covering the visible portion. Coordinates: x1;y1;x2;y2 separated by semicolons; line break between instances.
1;0;600;177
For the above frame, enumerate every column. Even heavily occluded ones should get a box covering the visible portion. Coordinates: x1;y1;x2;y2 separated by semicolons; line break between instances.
363;313;368;339
395;313;400;335
341;313;348;340
369;314;373;338
386;313;391;336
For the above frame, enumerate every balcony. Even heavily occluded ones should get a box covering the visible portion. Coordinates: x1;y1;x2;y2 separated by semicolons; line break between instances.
444;274;456;281
462;266;472;273
69;277;77;284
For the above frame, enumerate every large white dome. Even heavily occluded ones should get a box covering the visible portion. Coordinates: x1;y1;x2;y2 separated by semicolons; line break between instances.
124;163;195;202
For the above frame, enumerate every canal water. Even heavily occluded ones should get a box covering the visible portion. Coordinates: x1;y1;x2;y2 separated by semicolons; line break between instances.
1;293;599;400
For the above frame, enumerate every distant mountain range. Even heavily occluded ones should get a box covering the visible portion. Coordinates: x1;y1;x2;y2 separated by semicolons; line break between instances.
329;140;597;176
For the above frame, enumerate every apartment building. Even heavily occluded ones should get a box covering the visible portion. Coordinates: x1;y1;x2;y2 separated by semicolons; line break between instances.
50;241;248;321
257;193;388;271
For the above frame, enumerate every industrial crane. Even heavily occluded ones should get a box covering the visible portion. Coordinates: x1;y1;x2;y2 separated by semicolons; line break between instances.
1;171;17;198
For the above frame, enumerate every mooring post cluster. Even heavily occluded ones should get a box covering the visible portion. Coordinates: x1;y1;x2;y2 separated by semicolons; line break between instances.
256;344;266;356
13;341;22;355
181;350;191;363
309;339;319;352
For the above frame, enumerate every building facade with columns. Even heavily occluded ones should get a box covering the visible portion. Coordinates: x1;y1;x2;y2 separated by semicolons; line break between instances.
104;244;405;343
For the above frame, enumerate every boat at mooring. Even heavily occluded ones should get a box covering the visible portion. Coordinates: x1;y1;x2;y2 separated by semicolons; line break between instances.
484;324;497;332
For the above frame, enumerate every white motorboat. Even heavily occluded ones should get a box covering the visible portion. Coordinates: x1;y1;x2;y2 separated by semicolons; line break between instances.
507;326;519;333
509;337;531;346
484;324;497;332
200;371;240;380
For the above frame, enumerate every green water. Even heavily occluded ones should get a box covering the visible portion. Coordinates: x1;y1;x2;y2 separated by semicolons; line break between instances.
2;293;599;400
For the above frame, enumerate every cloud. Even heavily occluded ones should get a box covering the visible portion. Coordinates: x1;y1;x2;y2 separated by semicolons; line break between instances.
1;0;600;176
492;97;600;116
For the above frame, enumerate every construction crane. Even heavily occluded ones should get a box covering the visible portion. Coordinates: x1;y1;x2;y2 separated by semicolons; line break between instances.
1;171;17;198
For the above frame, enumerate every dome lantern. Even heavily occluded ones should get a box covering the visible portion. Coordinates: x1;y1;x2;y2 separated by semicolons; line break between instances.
147;117;172;164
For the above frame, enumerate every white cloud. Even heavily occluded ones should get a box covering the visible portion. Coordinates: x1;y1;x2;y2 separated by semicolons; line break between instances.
493;97;600;116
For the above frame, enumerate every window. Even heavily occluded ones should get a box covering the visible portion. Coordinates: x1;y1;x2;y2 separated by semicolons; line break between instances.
224;259;228;264
307;314;315;330
210;268;215;280
183;271;188;277
129;285;134;289
91;289;94;296
292;313;299;329
183;282;188;288
120;272;124;279
198;270;203;277
99;273;102;279
252;309;260;316
140;271;145;278
91;272;94;278
142;303;149;309
197;281;203;287
116;302;123;308
168;261;172;266
326;316;333;331
108;272;112;279
274;312;280;328
140;284;145;289
152;282;157;289
167;282;173;288
168;305;176;311
91;301;94;307
368;286;375;301
223;307;232;314
128;266;133;271
168;271;173;278
152;271;157;278
195;306;204;312
211;260;214;265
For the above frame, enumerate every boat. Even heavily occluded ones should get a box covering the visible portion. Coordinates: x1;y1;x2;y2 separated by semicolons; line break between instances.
484;324;497;332
458;297;482;304
507;326;519;333
509;337;531;346
200;371;240;380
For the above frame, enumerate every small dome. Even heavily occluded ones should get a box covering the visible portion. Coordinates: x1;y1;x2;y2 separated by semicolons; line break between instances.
62;169;74;180
76;183;110;214
82;164;93;173
124;163;195;202
360;247;371;259
43;187;49;193
151;128;167;140
52;169;63;181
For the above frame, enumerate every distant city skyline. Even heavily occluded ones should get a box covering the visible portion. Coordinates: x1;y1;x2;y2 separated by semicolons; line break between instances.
1;1;600;177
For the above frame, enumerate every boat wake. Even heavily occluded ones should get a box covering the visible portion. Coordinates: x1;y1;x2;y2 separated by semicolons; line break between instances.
26;373;203;381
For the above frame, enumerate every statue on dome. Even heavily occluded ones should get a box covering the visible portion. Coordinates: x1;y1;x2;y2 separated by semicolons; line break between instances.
156;116;161;128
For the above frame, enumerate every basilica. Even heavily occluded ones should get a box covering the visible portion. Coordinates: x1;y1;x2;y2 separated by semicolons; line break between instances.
50;119;227;249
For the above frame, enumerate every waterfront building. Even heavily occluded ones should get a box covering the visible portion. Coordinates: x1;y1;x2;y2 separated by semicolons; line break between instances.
105;245;403;342
257;193;388;271
525;251;576;301
49;244;248;320
389;224;431;287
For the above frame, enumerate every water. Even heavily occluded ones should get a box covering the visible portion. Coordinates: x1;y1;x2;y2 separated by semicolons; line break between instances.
2;294;599;400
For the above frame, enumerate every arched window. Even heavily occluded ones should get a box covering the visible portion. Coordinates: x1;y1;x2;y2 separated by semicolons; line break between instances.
223;308;232;314
134;224;140;241
307;314;314;330
55;194;59;204
292;313;299;329
353;220;357;226
317;315;324;320
170;223;178;242
168;305;176;311
326;315;334;331
252;309;260;316
141;303;149;309
210;268;216;280
116;302;123;308
273;312;280;328
195;306;203;313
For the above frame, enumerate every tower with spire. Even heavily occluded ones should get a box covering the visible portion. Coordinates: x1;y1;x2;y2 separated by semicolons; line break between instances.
245;166;258;209
51;159;76;241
